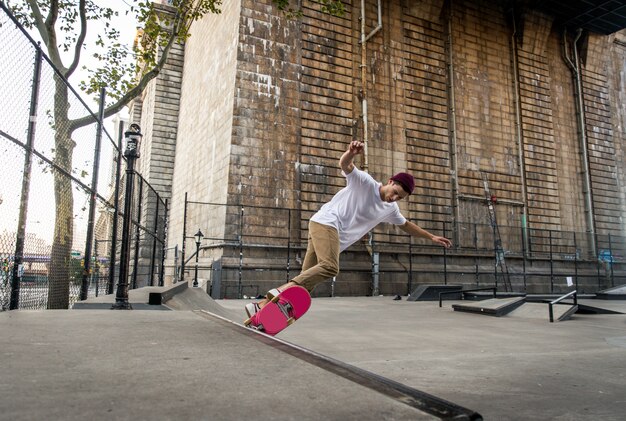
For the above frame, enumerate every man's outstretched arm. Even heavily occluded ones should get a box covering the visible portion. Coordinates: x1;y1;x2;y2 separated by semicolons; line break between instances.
399;220;452;248
339;141;364;174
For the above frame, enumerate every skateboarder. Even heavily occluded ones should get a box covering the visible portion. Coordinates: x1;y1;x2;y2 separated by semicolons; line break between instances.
246;140;452;317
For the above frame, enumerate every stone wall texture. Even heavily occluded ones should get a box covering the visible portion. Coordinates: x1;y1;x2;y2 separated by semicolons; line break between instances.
156;0;626;296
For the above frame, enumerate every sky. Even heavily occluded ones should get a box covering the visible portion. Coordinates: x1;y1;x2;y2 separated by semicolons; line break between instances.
0;1;139;249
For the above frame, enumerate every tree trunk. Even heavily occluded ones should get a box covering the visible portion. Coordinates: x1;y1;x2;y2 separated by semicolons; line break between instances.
47;75;75;309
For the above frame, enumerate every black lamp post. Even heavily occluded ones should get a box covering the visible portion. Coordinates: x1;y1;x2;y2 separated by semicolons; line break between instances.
193;229;204;288
112;124;142;310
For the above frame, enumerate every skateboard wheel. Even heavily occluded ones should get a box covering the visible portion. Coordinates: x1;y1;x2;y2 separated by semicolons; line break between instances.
287;318;295;325
244;318;252;326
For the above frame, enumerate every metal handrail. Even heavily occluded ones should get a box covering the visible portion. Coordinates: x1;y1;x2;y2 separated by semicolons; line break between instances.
439;287;497;307
549;290;577;322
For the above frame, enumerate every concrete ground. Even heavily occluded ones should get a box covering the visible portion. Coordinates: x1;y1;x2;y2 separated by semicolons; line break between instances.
220;295;626;420
1;286;625;420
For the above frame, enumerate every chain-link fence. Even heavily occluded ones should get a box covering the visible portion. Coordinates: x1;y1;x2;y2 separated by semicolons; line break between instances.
0;4;167;310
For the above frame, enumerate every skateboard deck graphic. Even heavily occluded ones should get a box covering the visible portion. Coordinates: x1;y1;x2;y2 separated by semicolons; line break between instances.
244;285;311;336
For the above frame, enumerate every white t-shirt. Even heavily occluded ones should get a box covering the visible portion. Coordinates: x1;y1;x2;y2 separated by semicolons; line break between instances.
310;167;407;252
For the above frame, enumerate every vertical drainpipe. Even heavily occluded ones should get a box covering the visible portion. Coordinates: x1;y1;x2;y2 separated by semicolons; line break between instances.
509;10;529;257
360;0;382;174
360;0;369;173
562;28;596;255
360;0;382;295
444;0;460;246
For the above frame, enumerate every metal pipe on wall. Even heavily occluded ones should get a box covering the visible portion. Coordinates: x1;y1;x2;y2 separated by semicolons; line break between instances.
444;0;460;246
359;0;382;174
509;8;529;256
360;0;382;295
562;28;596;255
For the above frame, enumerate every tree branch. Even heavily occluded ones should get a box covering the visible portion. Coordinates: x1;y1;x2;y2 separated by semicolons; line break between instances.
66;0;88;77
25;0;49;46
69;8;183;131
40;0;67;73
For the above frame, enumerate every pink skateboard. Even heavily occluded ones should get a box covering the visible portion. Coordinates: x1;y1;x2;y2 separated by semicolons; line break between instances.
244;285;311;335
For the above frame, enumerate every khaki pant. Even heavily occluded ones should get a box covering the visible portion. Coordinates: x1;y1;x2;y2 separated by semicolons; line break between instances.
291;221;340;292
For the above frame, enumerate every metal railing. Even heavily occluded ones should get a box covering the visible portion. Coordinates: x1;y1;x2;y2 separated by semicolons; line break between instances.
181;196;625;298
549;290;578;323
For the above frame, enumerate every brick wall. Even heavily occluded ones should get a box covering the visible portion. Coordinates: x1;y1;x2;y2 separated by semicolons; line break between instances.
298;1;354;237
546;23;585;233
609;33;626;239
231;0;305;213
517;10;560;231
402;1;449;230
583;33;623;234
163;0;626;293
165;0;242;283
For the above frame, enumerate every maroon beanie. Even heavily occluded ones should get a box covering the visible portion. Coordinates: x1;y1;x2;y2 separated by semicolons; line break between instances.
390;172;415;194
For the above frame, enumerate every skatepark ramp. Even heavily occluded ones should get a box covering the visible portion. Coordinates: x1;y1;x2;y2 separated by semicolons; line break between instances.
163;284;241;320
72;282;189;310
577;299;626;314
452;297;526;317
407;284;463;301
72;282;241;320
197;309;483;420
447;291;579;322
596;284;626;300
73;285;484;419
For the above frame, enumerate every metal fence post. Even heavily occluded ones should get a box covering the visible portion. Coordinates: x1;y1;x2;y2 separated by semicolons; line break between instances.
521;223;527;290
158;199;169;287
549;230;554;293
443;220;448;285
149;197;160;286
10;47;42;310
371;232;379;296
408;234;413;296
80;87;106;301
596;232;601;289
574;231;578;291
131;178;144;289
94;239;100;297
180;192;188;283
608;232;614;287
238;205;244;299
107;122;124;294
286;208;291;282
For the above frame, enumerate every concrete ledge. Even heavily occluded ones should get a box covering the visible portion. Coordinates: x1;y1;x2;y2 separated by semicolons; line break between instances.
407;285;463;301
196;309;484;421
596;284;626;300
452;297;526;317
148;282;188;305
72;282;188;310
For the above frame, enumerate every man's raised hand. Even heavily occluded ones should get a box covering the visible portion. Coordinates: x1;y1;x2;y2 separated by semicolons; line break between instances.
349;141;364;155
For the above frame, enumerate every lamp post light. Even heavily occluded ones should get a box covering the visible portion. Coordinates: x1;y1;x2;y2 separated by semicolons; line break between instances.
112;124;142;310
193;229;204;288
